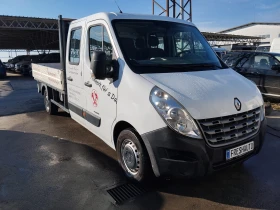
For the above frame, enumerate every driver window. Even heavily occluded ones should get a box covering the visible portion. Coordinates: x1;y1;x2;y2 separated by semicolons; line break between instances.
89;25;114;61
270;56;280;66
253;55;272;70
236;57;251;69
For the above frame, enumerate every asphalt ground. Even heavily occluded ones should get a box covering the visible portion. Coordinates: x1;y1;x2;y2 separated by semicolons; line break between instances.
1;73;280;210
0;73;44;116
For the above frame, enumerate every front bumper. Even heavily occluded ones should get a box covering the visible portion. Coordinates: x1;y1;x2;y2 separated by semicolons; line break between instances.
141;118;267;178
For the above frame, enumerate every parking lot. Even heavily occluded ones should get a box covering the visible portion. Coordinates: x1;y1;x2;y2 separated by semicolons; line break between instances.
0;73;279;210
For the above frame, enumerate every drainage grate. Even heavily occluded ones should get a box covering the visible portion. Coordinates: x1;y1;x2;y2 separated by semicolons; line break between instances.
106;183;147;205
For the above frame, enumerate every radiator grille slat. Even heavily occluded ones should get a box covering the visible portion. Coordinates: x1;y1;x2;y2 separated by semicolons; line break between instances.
198;107;261;146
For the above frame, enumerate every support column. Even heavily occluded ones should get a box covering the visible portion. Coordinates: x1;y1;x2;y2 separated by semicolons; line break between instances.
181;0;184;19
166;0;169;17
173;0;176;18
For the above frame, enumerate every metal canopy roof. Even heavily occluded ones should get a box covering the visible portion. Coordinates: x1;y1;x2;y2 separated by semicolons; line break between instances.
0;15;59;50
202;32;262;46
0;15;262;50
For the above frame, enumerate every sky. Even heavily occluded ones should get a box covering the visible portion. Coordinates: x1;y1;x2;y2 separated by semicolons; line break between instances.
0;0;280;61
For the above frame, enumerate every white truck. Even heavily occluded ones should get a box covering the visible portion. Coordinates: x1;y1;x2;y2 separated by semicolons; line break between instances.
33;13;266;182
270;38;280;53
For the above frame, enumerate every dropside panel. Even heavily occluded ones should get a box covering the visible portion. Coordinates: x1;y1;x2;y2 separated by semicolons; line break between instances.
32;63;64;92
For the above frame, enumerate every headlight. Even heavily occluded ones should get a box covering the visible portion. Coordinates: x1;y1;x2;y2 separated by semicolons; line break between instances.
150;86;202;139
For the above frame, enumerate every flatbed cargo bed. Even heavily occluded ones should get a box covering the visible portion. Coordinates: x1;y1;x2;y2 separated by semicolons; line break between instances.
32;63;65;92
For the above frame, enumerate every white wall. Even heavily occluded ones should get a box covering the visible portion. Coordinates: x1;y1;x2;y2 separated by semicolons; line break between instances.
224;24;280;44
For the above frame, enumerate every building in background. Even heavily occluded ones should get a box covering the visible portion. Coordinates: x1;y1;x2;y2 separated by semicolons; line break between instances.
220;22;280;45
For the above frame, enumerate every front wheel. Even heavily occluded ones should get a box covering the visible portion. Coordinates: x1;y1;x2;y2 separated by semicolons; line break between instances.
44;88;58;115
117;128;152;182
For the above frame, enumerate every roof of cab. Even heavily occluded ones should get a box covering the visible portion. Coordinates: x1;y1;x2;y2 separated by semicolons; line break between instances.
72;12;194;26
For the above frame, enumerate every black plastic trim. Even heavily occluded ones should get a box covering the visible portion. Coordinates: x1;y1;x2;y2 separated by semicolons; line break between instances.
141;119;266;178
68;103;101;127
50;99;69;113
68;103;83;117
85;110;101;127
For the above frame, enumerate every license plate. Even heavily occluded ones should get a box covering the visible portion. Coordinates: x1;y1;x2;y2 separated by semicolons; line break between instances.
226;141;254;160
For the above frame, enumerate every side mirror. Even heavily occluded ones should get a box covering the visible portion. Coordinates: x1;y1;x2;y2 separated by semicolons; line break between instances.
271;65;280;71
90;51;107;80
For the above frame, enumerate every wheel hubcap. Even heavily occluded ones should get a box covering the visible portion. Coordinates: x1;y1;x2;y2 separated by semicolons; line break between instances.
121;139;140;175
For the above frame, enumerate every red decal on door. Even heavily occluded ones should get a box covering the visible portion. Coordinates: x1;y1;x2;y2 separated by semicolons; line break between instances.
91;90;98;107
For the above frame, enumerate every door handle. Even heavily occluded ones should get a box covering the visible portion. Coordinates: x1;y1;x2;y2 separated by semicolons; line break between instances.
84;81;92;87
67;76;73;81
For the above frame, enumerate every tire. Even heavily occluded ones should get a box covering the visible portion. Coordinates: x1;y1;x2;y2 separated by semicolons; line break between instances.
44;88;58;115
117;128;152;182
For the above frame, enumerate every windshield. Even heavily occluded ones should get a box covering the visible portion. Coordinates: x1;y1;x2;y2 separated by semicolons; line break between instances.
113;20;225;74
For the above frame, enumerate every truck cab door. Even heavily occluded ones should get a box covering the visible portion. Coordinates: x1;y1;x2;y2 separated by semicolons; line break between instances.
83;20;118;146
234;54;261;88
251;54;276;95
262;55;280;97
66;24;87;126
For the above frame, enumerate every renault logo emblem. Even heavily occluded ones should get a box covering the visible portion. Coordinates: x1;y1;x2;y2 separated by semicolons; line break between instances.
234;98;241;111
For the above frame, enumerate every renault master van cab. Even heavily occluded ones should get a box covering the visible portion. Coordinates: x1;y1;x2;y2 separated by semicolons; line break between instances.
33;13;266;182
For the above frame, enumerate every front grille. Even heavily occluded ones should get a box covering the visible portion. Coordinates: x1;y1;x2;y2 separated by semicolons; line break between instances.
198;107;261;146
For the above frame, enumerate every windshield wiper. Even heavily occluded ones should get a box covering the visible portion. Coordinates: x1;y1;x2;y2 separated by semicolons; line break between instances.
182;63;223;69
135;63;222;69
129;59;223;69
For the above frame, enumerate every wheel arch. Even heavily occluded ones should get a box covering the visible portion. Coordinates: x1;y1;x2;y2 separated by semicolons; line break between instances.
41;84;53;98
41;85;46;96
113;120;159;179
113;121;136;148
112;120;161;176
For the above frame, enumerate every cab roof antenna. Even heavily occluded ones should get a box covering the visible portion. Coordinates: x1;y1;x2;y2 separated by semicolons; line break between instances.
114;0;123;13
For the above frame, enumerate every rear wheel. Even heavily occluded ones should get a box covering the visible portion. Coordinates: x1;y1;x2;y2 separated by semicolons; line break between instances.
44;88;58;115
117;128;152;182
